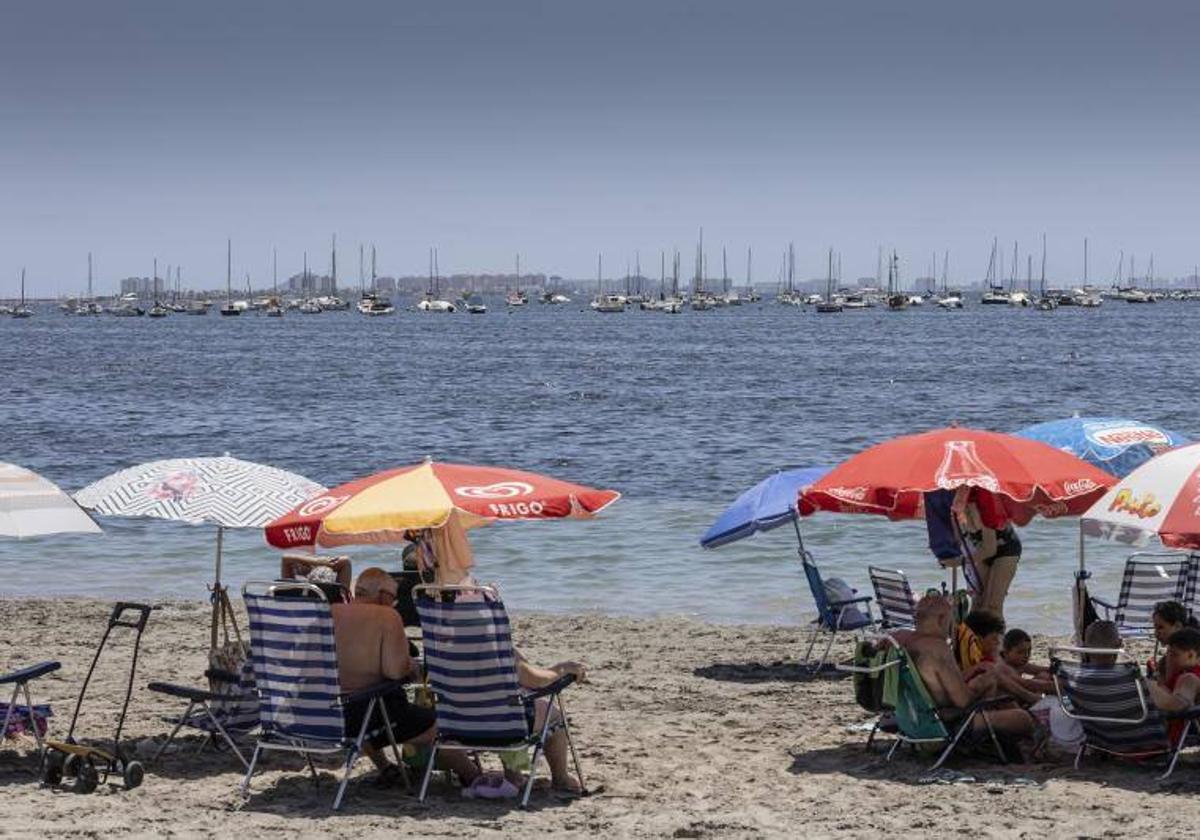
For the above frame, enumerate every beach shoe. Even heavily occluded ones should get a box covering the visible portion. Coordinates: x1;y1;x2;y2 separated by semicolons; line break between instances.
462;773;519;800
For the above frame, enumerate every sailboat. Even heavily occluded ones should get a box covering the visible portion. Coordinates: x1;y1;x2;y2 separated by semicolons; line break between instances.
815;249;843;313
778;243;803;306
886;251;908;310
265;249;284;316
591;254;624;312
980;238;1009;305
1006;241;1031;307
147;259;170;317
1077;236;1102;307
12;268;33;318
357;245;395;315
417;248;455;312
219;240;240;316
505;254;527;307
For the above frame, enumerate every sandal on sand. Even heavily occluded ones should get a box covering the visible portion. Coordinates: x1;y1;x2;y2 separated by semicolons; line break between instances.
374;763;406;788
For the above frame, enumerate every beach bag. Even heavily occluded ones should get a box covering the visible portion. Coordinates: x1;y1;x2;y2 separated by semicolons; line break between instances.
852;642;888;712
823;578;869;629
208;589;249;692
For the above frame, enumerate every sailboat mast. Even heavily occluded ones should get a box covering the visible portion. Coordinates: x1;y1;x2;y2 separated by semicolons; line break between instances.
1084;237;1089;284
331;234;337;296
1040;234;1047;293
303;251;308;295
87;252;93;299
273;248;278;295
226;239;232;301
153;257;158;302
371;245;376;292
20;267;25;305
746;247;752;287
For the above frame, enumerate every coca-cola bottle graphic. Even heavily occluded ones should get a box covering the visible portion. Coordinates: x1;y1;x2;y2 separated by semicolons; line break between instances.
935;440;1000;492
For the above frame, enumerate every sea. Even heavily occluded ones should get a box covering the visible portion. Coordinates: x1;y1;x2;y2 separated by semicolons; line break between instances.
1;298;1196;635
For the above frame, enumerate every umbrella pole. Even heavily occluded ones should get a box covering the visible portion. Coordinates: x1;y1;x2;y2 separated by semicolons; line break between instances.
211;525;224;651
790;509;807;558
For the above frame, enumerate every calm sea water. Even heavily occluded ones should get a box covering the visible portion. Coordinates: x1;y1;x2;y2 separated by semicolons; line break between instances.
1;299;1196;634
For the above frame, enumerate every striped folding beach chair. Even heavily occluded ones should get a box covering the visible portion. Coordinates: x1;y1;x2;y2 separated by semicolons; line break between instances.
414;583;585;808
147;658;257;768
801;552;876;672
238;581;407;810
1050;646;1200;779
1089;555;1190;641
868;567;918;630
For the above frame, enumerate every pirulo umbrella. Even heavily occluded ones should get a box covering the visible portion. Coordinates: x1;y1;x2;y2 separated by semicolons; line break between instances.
0;462;101;538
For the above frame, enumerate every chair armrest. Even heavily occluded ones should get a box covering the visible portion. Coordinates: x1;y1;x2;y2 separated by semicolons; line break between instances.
338;678;409;707
0;661;61;684
836;659;900;675
1090;596;1115;614
1162;705;1200;721
147;682;227;703
828;595;873;608
518;673;577;703
204;668;241;685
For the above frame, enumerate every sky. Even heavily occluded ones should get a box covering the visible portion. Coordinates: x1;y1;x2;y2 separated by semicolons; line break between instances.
2;0;1200;295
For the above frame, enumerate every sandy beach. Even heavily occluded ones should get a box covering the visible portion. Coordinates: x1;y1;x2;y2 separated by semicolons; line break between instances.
2;597;1198;838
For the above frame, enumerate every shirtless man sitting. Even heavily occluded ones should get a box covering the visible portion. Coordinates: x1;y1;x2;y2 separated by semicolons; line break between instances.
902;594;1035;738
332;567;478;785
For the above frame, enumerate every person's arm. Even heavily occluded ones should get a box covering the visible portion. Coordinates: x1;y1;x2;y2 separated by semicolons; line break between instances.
991;666;1043;705
936;650;977;709
379;609;415;682
515;648;587;689
1151;673;1200;712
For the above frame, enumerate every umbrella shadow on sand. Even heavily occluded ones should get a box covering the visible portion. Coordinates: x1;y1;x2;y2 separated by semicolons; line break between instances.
692;661;851;684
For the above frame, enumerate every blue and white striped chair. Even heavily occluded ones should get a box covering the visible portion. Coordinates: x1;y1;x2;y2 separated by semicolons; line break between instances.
414;583;585;808
239;581;406;810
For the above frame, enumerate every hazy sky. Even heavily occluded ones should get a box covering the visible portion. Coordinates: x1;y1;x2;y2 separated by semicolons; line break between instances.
3;1;1199;294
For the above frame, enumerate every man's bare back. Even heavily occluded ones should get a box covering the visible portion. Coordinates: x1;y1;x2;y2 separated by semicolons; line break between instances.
331;602;412;692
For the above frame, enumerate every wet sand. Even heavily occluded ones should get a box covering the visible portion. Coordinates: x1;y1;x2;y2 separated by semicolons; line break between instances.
0;597;1196;838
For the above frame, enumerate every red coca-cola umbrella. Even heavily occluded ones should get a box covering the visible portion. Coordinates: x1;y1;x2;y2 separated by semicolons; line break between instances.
798;427;1115;524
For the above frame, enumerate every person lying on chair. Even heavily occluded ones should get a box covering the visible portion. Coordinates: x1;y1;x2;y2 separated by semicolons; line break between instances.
903;595;1035;738
333;568;479;786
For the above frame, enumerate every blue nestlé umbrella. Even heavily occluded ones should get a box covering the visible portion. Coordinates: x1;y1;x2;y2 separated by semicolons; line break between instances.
700;466;829;548
1015;416;1190;478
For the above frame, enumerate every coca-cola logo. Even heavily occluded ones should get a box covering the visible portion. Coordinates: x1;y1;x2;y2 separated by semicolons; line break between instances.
827;486;868;503
1035;501;1070;517
1063;478;1100;496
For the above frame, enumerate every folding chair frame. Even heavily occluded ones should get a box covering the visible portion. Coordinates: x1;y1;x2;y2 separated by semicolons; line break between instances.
413;582;586;809
1;661;60;765
800;552;877;672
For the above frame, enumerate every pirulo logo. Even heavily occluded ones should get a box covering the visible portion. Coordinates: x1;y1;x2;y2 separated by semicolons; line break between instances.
297;495;350;517
455;481;535;500
1107;488;1161;519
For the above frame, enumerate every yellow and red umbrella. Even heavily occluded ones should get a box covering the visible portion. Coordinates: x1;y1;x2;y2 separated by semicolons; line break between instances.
264;459;620;550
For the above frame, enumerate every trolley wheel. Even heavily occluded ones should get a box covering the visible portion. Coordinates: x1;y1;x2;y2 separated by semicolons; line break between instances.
42;752;64;786
74;761;98;794
63;753;80;778
122;761;144;790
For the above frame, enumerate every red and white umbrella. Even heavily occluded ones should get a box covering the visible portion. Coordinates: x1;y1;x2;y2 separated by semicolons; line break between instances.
265;459;620;550
1081;442;1200;549
799;427;1115;524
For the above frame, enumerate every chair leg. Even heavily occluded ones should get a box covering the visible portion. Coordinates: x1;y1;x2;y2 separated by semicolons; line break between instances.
153;700;197;764
1074;744;1086;769
1;684;16;742
885;737;901;762
802;627;821;669
239;744;263;799
332;746;359;811
556;695;587;794
865;719;880;752
418;742;439;802
815;629;838;672
521;743;543;809
376;695;410;790
1160;721;1191;780
18;682;46;772
202;706;249;769
930;711;977;771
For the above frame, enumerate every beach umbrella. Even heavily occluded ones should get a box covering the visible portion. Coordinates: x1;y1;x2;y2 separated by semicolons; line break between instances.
265;458;620;550
75;455;326;599
1015;416;1190;478
0;462;101;538
798;427;1115;525
699;466;828;549
1080;442;1200;551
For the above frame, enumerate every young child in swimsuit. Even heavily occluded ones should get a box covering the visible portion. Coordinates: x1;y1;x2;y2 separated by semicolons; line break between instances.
1149;627;1200;746
997;628;1054;695
961;610;1044;705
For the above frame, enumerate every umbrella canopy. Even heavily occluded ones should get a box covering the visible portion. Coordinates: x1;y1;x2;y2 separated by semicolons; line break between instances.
1015;416;1190;478
0;462;101;538
265;459;620;550
1080;442;1200;549
75;455;326;529
799;427;1115;525
700;466;828;548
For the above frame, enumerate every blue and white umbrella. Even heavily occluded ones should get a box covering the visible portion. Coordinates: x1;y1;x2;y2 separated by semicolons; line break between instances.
1015;416;1190;478
700;466;828;549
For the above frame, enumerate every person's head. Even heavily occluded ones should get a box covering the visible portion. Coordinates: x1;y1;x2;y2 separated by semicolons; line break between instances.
1083;620;1122;666
1152;601;1191;645
915;593;952;631
964;609;1006;658
353;567;398;606
1001;628;1032;668
1165;627;1200;676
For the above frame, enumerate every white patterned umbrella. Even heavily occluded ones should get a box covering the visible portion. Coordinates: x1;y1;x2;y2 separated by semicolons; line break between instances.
75;455;325;590
0;462;101;539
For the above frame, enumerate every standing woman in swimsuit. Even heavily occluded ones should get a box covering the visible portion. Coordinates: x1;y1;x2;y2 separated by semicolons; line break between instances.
954;489;1022;619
